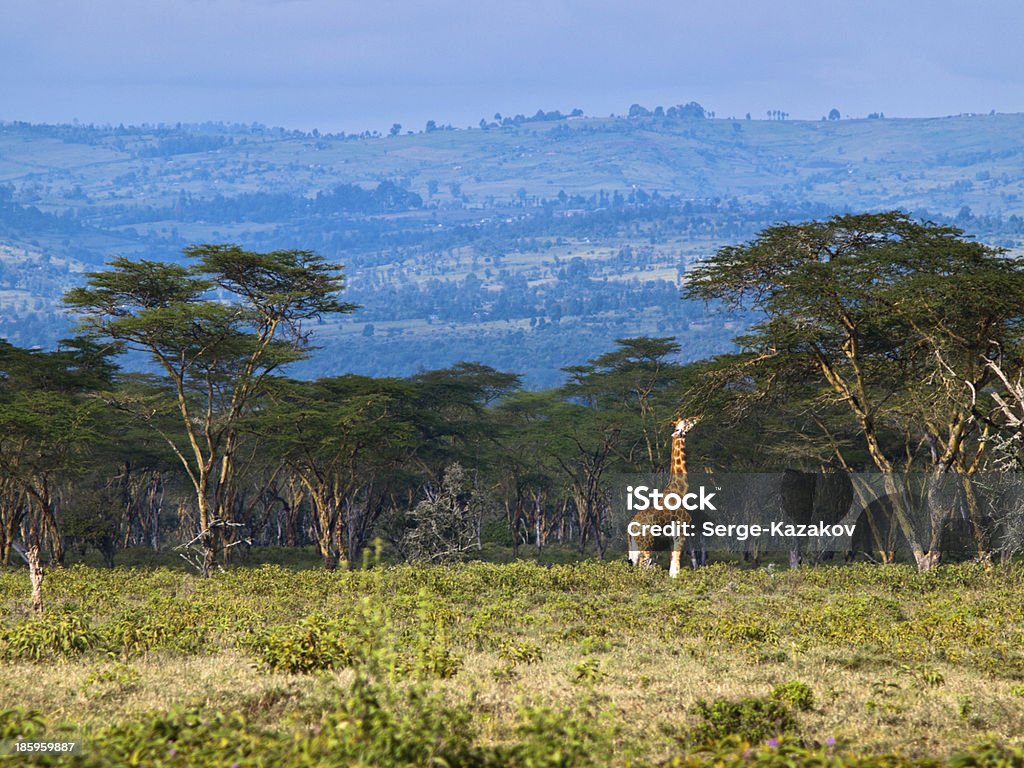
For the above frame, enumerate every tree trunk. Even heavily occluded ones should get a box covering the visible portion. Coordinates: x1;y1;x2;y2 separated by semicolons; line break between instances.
913;549;941;571
788;546;801;569
26;545;43;615
509;496;520;557
37;492;64;567
960;475;991;567
284;476;304;548
196;471;216;577
201;531;215;578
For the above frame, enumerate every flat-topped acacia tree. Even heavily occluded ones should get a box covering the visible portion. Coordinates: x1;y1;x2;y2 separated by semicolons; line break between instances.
65;244;356;576
685;211;1024;570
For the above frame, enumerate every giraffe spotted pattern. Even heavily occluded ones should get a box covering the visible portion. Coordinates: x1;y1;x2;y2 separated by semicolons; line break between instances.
627;416;701;577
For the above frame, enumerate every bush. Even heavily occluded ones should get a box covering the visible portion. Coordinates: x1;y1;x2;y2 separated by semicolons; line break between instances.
76;678;485;768
0;611;100;661
402;464;491;563
504;703;616;768
317;678;482;767
81;661;142;699
770;681;815;711
104;607;208;654
0;707;46;740
248;614;351;673
688;695;800;745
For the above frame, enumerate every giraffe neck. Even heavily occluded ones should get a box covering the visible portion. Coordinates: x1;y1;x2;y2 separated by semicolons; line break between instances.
671;435;688;478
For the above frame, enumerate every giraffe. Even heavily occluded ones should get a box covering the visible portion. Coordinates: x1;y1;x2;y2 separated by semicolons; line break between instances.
628;416;702;577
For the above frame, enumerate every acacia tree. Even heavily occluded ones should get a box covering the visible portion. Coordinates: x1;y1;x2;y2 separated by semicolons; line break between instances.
65;245;355;576
0;340;113;563
492;391;564;554
257;375;421;569
0;339;114;612
565;337;688;473
686;212;1024;570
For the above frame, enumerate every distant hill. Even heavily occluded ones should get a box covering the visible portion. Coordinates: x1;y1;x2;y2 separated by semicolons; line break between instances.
1;112;1022;386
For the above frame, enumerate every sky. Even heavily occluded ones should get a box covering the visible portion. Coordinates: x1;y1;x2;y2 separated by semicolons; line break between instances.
2;0;1023;133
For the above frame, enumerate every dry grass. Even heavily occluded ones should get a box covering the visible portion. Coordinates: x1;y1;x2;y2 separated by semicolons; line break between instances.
2;642;1019;759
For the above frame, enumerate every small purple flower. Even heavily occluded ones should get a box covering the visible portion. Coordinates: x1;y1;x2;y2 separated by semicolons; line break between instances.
826;736;836;746
767;738;779;748
168;748;178;757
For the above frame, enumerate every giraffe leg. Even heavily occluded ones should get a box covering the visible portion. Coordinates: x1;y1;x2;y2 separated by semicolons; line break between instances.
628;535;640;566
669;547;681;578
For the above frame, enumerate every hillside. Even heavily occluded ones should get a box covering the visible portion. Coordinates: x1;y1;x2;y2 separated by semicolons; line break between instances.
1;111;1022;385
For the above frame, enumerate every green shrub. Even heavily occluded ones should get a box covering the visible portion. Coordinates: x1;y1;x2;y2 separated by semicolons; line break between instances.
77;678;485;768
688;695;799;745
104;607;208;655
770;681;815;711
0;611;100;661
919;667;946;688
498;640;544;666
81;661;142;699
676;738;1024;767
248;614;351;673
315;677;482;767
571;658;605;684
0;707;46;740
504;703;616;768
414;638;462;679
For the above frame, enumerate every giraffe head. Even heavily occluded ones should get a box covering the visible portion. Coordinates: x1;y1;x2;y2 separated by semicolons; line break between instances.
672;416;702;438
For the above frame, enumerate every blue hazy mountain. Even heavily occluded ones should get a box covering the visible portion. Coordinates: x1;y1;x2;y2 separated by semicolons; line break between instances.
0;110;1021;386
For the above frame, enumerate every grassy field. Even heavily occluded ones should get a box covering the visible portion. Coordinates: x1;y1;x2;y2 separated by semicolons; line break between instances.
1;559;1023;766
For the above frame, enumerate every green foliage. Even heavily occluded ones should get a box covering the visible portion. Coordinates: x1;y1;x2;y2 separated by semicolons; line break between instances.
247;590;464;681
317;677;481;767
505;703;616;768
0;611;100;661
570;657;605;684
671;738;1024;767
498;640;544;666
248;614;352;674
105;603;210;654
0;707;46;740
957;696;974;721
918;667;946;689
770;681;815;712
688;694;800;745
80;661;142;699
